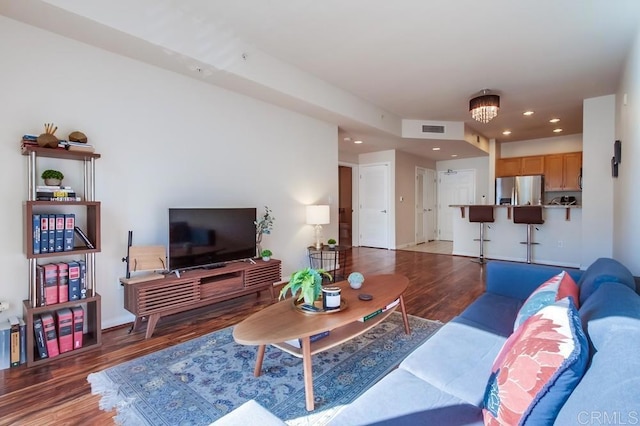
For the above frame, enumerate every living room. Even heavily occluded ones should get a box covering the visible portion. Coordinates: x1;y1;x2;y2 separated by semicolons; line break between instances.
1;1;640;424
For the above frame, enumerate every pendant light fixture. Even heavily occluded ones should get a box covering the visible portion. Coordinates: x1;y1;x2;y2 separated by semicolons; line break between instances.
469;89;500;123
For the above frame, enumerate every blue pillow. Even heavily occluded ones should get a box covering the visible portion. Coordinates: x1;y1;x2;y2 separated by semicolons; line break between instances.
578;258;635;304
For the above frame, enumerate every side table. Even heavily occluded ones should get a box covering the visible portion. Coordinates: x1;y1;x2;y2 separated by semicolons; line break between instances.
307;245;347;282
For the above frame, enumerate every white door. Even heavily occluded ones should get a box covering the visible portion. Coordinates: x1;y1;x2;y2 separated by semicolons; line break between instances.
359;163;390;248
415;168;437;243
437;169;476;241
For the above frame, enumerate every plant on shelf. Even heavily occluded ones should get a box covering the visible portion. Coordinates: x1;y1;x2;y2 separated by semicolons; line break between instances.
41;169;64;186
260;249;272;261
279;267;332;304
255;206;275;257
327;238;337;248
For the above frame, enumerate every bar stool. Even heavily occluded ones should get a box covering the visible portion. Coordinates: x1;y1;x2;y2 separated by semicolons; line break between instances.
513;206;544;264
468;206;494;264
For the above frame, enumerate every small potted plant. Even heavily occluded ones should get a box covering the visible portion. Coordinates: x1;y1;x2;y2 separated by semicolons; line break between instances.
260;249;272;261
279;267;332;304
41;169;64;186
327;238;337;249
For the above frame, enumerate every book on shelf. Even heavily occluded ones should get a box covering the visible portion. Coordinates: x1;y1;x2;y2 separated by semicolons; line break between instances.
40;214;49;253
32;214;41;254
56;308;73;353
67;261;81;301
66;145;95;153
358;298;401;322
40;313;59;358
0;322;10;370
63;214;75;251
36;185;73;191
56;263;69;303
35;265;46;307
48;216;55;252
8;317;20;368
74;226;94;249
284;330;330;348
78;259;87;299
33;315;48;359
54;214;64;252
71;306;84;349
19;319;26;365
43;263;59;305
36;196;81;202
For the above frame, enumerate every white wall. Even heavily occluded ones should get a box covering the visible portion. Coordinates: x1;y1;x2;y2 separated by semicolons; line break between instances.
499;134;583;157
614;26;640;275
0;17;338;328
581;95;616;267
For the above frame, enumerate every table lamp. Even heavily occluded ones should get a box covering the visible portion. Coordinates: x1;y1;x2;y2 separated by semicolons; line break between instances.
306;205;330;249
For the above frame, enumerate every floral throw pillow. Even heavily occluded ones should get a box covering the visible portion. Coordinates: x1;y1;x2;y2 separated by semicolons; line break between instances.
513;271;579;332
483;298;588;426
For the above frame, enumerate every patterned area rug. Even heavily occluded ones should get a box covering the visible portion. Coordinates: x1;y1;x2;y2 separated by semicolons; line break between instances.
88;312;442;425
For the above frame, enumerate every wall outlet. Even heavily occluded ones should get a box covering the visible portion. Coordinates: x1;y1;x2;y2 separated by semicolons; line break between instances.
557;240;564;248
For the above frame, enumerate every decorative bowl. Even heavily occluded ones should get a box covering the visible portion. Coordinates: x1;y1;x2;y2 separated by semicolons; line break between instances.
348;272;365;289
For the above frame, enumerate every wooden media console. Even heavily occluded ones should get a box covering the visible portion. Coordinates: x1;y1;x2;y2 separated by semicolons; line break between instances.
123;259;281;338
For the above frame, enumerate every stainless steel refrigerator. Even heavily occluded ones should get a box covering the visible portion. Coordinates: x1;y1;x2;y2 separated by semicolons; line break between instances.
495;175;544;205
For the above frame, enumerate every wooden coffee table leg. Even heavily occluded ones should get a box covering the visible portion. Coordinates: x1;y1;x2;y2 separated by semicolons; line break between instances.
254;344;266;377
301;336;314;411
399;295;411;335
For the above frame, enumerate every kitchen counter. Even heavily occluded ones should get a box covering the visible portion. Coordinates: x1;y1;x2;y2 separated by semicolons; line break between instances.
450;204;582;268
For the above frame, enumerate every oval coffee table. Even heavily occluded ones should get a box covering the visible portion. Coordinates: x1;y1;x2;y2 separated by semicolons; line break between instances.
233;273;410;411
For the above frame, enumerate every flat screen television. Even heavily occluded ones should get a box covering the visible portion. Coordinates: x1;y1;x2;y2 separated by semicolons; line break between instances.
168;208;256;271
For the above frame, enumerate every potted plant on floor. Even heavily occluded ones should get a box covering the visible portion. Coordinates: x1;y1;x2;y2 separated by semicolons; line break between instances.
260;249;272;261
327;238;337;249
279;267;332;304
41;169;64;186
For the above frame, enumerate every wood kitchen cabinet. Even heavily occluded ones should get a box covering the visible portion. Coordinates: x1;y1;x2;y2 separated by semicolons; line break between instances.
496;155;545;177
544;152;582;191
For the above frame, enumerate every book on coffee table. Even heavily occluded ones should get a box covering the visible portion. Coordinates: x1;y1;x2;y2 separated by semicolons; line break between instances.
284;330;330;348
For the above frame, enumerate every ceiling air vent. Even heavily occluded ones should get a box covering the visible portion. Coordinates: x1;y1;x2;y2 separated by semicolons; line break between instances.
422;125;445;134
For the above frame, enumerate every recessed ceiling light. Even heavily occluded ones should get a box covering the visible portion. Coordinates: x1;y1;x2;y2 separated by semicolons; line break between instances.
343;137;352;141
523;111;535;116
432;147;441;151
451;154;458;157
549;118;560;123
354;140;363;144
502;130;512;135
553;128;563;133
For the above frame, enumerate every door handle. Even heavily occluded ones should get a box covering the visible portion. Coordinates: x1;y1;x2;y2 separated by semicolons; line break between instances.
381;210;387;213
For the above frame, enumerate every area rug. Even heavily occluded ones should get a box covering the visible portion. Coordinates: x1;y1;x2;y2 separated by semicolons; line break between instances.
88;312;442;425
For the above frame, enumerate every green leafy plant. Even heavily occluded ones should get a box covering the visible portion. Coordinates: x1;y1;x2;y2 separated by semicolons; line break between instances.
279;267;332;302
41;169;64;180
261;249;272;257
327;238;337;245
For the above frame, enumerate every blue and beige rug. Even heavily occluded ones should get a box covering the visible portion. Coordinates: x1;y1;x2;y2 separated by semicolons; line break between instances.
88;312;442;425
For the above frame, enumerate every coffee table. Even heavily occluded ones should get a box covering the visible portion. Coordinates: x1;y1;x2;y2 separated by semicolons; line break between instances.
233;273;410;411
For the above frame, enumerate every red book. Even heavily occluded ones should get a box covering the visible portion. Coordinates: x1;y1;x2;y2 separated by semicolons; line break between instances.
56;263;69;303
71;306;84;349
43;264;59;305
40;313;59;358
56;308;73;353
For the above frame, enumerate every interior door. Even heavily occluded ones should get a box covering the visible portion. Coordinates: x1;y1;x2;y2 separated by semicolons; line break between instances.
359;163;390;249
437;169;476;241
425;169;437;241
415;169;426;244
338;166;353;246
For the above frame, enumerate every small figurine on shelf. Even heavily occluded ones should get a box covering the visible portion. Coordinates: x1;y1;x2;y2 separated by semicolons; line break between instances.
37;123;59;148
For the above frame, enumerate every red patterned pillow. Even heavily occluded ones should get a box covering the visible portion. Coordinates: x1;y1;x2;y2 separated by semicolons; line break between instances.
483;297;588;425
513;271;579;332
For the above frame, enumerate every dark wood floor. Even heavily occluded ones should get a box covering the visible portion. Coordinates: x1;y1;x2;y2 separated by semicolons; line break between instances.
0;248;485;425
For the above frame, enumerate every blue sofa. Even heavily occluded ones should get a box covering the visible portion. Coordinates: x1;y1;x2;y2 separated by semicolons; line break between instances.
329;258;640;425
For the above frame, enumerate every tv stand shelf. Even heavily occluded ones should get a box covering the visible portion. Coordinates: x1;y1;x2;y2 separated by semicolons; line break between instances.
123;259;281;338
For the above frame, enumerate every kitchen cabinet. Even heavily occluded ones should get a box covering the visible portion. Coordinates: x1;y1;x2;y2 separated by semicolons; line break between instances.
544;152;582;191
496;155;544;177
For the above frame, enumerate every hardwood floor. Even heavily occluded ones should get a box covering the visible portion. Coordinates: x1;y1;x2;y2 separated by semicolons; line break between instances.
0;248;485;425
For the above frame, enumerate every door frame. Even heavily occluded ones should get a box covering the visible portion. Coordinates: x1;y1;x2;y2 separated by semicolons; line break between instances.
415;167;437;244
338;161;359;247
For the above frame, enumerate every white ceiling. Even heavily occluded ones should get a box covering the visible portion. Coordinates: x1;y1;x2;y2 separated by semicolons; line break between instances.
2;0;640;160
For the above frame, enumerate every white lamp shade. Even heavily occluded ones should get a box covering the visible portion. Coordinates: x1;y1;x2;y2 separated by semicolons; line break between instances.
306;205;330;225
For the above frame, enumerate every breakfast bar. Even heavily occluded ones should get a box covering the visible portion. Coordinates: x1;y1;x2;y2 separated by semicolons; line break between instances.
451;204;582;268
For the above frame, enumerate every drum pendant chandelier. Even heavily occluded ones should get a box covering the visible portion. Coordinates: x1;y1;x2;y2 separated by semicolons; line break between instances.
469;89;500;123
